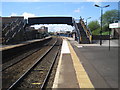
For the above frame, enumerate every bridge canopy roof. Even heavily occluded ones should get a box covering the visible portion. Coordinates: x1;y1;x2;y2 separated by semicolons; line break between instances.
28;17;74;26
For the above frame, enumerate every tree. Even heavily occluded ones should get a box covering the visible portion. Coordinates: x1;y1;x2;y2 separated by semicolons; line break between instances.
101;9;118;33
102;9;118;25
88;20;100;32
88;20;100;35
87;10;118;35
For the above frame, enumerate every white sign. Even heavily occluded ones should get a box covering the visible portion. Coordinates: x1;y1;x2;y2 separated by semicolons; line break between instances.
109;23;120;28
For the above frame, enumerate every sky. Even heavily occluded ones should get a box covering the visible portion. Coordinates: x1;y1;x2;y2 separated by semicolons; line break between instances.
1;1;119;32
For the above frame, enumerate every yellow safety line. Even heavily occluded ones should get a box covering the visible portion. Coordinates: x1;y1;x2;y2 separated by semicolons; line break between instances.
67;40;94;88
32;83;41;85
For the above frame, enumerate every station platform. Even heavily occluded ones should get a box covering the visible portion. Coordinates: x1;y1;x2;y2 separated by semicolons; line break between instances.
52;38;94;88
0;36;51;51
52;37;118;89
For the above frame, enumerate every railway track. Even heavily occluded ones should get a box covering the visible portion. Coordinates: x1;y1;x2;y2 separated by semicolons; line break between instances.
2;37;62;89
2;38;52;71
2;37;52;64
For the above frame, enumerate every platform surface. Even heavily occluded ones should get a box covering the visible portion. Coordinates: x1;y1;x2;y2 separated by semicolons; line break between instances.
53;39;94;89
52;37;118;89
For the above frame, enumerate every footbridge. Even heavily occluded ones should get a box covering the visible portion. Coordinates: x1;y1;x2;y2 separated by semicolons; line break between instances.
28;17;92;44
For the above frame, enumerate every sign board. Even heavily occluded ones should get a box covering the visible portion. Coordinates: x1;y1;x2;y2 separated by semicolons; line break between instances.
109;23;120;28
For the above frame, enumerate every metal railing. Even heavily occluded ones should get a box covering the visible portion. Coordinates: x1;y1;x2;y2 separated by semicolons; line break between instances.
4;19;24;44
72;18;81;43
5;19;20;37
2;19;19;35
7;19;27;44
80;19;92;43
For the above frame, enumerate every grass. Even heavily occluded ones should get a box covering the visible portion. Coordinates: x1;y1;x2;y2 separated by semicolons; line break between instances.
102;31;111;35
92;29;111;35
92;29;100;35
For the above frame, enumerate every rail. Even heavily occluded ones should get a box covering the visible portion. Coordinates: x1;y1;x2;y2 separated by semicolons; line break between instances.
7;38;58;90
40;39;61;89
87;26;92;42
2;37;52;71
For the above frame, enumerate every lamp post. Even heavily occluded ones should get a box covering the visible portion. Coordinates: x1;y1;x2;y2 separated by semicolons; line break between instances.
95;4;110;45
118;1;120;21
86;17;91;27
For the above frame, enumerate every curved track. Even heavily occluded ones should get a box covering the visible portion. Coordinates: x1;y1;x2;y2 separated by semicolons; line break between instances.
2;38;52;71
2;37;62;90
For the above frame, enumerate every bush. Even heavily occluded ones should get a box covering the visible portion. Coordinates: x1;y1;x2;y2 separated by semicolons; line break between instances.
92;28;100;35
102;31;111;35
88;20;100;32
102;25;110;32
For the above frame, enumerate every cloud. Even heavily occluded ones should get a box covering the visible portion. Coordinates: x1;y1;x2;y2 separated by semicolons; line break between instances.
31;24;73;32
86;0;103;5
40;14;72;17
74;8;80;13
22;12;36;19
10;12;36;19
11;13;17;16
81;6;84;9
49;25;73;32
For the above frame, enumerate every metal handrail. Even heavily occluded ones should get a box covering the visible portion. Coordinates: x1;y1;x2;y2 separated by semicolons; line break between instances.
73;18;81;43
2;18;25;44
5;19;22;37
5;19;25;43
5;19;22;43
2;24;9;32
4;19;19;36
80;20;92;42
9;18;18;28
2;18;19;32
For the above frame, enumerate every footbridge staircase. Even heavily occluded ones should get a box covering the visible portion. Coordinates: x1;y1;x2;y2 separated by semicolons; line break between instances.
2;18;27;44
77;19;92;44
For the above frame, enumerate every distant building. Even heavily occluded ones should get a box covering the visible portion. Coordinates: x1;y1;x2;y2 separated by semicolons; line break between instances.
26;27;35;31
56;30;72;37
37;26;48;33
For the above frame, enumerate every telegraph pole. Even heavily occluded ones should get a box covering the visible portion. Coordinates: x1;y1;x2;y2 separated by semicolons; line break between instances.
118;1;120;20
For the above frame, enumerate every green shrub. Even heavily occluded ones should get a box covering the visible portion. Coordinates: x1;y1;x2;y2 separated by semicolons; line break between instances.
92;28;100;35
